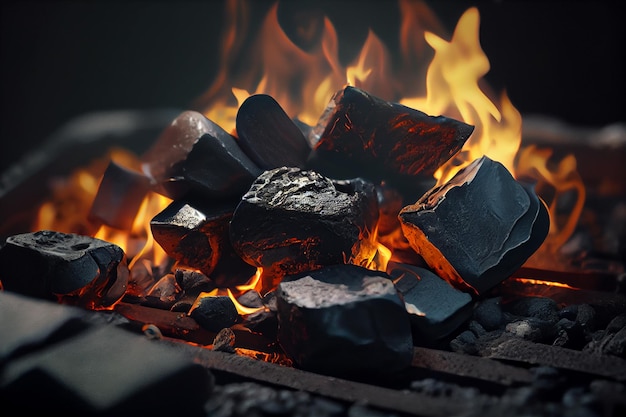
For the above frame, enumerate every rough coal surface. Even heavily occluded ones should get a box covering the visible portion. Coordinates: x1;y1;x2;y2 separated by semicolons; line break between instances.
190;295;239;333
0;230;128;308
399;156;549;295
230;167;379;293
204;381;398;417
151;198;255;287
307;86;474;192
0;291;213;416
141;110;261;200
275;264;413;378
388;262;473;341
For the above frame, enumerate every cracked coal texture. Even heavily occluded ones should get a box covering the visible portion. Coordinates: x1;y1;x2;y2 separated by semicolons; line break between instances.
0;230;128;307
229;167;379;293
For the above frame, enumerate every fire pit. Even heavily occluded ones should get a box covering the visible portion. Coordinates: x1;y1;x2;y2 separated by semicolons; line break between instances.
1;1;625;416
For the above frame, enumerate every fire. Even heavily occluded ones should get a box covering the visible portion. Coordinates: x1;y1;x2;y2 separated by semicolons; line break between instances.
515;145;586;257
190;288;264;316
197;0;583;259
400;7;521;184
31;0;586;302
34;148;172;267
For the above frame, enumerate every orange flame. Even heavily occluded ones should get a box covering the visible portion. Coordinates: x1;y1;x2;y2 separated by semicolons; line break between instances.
401;7;522;184
32;1;587;303
34;148;172;267
515;145;586;256
196;1;583;258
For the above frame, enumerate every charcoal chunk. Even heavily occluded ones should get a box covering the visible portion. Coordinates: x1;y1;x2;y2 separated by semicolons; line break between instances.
151;198;256;287
0;230;128;309
399;156;549;295
189;294;239;332
307;86;473;189
473;297;504;331
387;262;473;341
229;167;380;294
143;273;182;310
141;110;261;200
0;324;213;415
275;264;413;378
236;94;311;170
88;160;151;230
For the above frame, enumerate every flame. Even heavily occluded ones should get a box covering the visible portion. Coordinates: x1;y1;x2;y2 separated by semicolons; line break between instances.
227;288;264;316
400;7;522;185
34;147;172;267
191;288;264;316
31;0;588;310
512;277;578;290
198;0;584;258
236;267;262;292
515;145;586;255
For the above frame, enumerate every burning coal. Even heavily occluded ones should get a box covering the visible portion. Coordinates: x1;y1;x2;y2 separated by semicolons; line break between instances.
0;0;603;379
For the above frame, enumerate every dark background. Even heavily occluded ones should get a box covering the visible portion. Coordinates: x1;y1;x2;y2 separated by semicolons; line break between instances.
1;0;624;173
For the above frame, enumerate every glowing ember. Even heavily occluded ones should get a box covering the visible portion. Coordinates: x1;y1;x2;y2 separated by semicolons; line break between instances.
512;277;578;290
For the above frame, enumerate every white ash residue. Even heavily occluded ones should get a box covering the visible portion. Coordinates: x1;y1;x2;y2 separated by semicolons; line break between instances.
279;275;395;309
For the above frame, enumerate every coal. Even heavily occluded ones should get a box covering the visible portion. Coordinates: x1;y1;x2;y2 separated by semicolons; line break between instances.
151;198;256;287
87;160;151;230
235;94;311;170
504;296;560;324
126;258;157;300
140;110;261;200
174;268;216;295
473;297;505;331
143;273;182;310
0;323;213;415
189;293;239;333
0;230;128;309
306;86;473;192
387;262;473;341
275;264;413;378
399;155;550;295
229;167;380;294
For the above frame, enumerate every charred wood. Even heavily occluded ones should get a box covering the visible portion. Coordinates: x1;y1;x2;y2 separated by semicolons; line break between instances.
411;346;534;387
113;302;278;352
480;334;626;382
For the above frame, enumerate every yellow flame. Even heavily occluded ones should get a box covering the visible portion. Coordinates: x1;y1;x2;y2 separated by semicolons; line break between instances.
236;267;262;292
512;277;578;290
227;288;264;315
32;1;588;299
401;7;522;185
